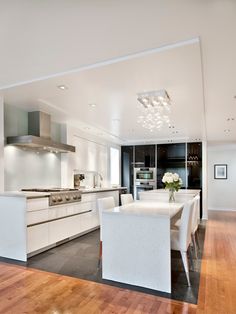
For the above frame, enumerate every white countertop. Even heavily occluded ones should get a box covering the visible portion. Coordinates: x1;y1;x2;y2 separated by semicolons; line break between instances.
0;191;50;198
0;187;127;199
103;201;184;218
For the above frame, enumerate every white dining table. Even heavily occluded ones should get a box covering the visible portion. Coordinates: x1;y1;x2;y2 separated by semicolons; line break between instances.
102;200;185;293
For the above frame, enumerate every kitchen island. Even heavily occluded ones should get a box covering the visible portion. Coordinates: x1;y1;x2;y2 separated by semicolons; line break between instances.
0;187;126;262
102;201;185;293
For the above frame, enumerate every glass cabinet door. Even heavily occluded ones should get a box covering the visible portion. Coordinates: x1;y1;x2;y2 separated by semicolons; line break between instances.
187;142;202;188
156;143;186;188
134;145;155;168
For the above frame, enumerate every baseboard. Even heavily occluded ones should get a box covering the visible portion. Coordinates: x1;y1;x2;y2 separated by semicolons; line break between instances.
208;208;236;212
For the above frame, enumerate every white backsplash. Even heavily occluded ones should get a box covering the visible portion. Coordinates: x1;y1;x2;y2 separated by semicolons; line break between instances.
4;146;61;191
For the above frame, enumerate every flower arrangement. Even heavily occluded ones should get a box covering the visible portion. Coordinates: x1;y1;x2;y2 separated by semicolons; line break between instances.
162;172;182;202
162;172;182;190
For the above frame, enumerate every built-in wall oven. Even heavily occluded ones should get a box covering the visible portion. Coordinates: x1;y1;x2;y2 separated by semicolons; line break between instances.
134;168;156;200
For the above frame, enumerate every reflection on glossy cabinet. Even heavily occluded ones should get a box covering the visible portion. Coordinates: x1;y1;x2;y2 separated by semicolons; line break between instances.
134;145;155;167
156;143;186;188
121;146;134;194
187;142;202;188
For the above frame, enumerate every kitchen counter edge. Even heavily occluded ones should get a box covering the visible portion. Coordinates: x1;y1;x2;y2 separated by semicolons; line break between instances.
0;187;127;199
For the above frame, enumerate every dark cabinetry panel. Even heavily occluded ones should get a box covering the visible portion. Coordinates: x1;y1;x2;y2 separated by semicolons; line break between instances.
121;146;134;194
121;142;203;216
187;142;202;189
156;143;186;189
134;145;155;167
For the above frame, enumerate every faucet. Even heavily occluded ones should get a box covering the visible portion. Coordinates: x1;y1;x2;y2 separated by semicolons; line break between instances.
93;172;103;188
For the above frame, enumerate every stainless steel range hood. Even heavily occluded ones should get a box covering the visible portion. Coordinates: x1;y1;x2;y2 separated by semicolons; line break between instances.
7;111;75;153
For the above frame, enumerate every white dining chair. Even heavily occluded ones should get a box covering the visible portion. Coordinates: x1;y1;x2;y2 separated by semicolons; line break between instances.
171;199;194;286
121;193;134;205
175;195;200;258
97;196;115;263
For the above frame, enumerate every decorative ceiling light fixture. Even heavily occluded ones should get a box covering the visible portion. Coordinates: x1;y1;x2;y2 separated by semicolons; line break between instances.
137;89;171;131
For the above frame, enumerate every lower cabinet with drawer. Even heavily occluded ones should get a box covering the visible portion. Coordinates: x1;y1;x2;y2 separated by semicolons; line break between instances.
27;202;100;255
27;223;49;253
27;190;119;256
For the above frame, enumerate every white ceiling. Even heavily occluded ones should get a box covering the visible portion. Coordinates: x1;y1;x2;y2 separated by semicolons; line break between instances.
0;0;236;144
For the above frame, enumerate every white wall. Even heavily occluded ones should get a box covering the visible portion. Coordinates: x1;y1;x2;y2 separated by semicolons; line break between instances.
0;96;4;192
61;125;120;188
202;140;208;219
208;144;236;211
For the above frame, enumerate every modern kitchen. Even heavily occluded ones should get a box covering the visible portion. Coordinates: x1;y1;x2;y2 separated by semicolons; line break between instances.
0;2;236;313
0;54;206;304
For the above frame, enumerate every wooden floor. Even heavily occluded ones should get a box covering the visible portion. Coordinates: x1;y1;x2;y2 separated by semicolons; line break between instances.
197;210;236;314
0;210;235;314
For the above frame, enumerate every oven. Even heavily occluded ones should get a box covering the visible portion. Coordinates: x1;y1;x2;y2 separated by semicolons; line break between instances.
134;168;156;200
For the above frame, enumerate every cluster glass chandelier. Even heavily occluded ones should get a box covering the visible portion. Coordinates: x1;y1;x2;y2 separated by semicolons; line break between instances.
137;89;171;131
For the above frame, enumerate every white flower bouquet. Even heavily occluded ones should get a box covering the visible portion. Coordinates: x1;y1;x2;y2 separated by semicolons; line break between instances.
162;172;182;192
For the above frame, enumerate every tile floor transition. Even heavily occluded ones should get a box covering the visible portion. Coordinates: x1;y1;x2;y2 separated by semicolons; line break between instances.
27;224;205;304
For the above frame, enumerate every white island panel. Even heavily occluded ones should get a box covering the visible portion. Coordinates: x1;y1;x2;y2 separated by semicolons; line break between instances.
0;196;27;261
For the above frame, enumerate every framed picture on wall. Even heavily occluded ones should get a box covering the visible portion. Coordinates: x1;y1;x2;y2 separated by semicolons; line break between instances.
214;164;227;179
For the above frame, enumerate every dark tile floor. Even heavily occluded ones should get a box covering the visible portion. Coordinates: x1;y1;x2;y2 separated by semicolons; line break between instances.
27;224;205;304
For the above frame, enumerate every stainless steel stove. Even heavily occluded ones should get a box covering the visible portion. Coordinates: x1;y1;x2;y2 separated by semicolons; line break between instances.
22;188;82;206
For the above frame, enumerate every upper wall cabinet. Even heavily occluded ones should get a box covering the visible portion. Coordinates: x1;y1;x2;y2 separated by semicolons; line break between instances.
156;143;186;188
134;145;155;168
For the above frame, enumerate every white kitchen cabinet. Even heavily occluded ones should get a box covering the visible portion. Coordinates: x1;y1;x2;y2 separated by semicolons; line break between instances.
48;217;71;244
27;209;49;225
27;223;49;253
48;206;68;220
27;198;49;211
26;190;119;255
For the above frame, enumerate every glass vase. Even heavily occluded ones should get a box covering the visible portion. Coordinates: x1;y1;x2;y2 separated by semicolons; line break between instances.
169;188;175;202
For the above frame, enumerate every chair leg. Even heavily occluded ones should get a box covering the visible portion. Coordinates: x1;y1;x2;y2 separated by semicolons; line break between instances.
180;251;191;287
192;234;198;259
97;241;102;269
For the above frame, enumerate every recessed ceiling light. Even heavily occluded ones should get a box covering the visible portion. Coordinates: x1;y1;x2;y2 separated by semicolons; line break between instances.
172;130;178;134
169;125;175;129
224;129;230;133
227;118;235;121
57;85;68;90
88;103;96;107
